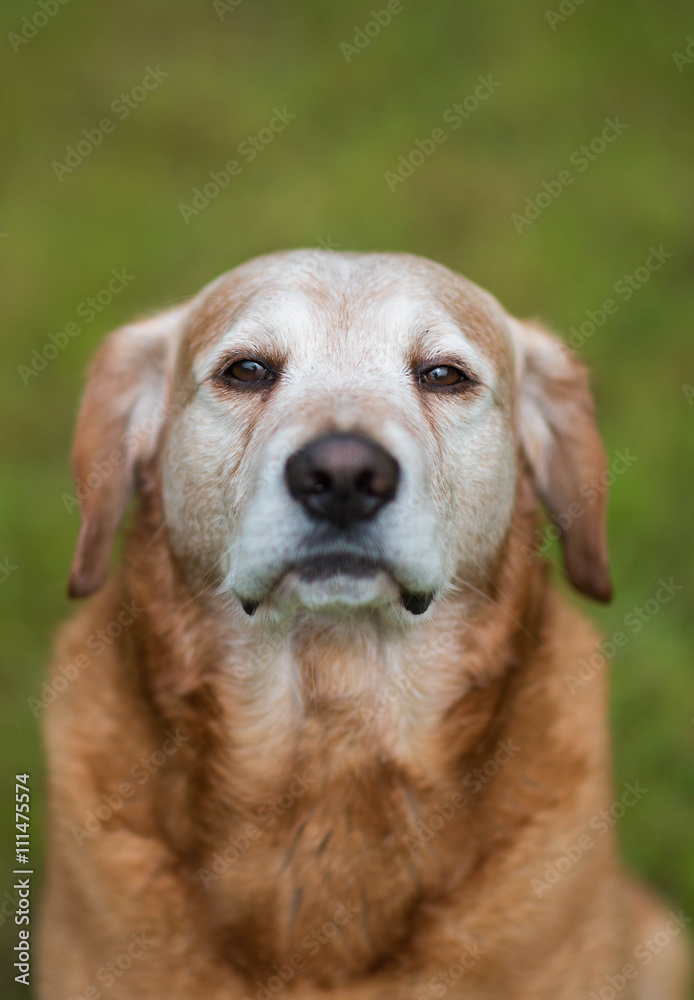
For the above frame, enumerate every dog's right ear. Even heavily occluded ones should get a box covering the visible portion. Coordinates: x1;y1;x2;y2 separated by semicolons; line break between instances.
67;306;186;599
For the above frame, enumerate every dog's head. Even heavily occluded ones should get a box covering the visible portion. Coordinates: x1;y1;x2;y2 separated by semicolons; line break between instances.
68;251;611;622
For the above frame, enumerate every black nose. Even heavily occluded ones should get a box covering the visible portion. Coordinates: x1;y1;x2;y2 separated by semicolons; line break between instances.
285;433;399;529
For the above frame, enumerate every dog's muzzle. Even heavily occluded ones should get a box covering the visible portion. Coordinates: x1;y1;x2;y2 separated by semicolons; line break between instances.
239;433;434;617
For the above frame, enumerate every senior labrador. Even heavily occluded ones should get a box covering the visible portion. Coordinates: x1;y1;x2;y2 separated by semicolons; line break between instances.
39;251;690;999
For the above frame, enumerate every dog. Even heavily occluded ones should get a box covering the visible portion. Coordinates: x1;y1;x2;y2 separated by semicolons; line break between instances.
38;251;690;999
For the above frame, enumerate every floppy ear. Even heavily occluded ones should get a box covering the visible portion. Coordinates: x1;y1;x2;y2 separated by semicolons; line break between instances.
67;307;186;599
508;317;612;603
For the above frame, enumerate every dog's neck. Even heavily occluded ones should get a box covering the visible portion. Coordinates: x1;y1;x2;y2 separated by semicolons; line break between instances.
121;476;548;979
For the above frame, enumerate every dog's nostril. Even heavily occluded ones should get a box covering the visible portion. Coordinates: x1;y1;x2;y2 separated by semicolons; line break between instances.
309;472;330;494
285;433;399;529
355;470;375;494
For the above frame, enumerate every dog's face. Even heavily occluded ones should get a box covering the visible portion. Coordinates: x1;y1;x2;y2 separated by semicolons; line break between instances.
164;253;518;621
68;251;611;619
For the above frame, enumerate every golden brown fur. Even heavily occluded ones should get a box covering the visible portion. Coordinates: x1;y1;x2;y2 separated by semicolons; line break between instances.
39;251;689;999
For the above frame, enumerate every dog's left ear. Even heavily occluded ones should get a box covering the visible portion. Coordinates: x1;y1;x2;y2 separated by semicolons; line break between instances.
507;317;612;603
67;306;186;599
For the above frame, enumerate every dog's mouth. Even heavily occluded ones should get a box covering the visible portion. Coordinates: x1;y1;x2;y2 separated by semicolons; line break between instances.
291;553;382;582
240;553;434;617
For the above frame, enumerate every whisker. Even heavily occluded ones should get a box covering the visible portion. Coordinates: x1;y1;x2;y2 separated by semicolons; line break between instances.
453;576;538;644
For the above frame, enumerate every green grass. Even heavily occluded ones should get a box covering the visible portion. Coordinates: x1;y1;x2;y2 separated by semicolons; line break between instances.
1;0;693;995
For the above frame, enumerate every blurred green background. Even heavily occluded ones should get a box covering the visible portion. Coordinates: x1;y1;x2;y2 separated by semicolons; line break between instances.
1;0;693;995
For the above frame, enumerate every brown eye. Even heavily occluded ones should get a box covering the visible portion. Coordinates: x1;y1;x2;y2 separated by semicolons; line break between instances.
419;365;465;387
224;359;274;383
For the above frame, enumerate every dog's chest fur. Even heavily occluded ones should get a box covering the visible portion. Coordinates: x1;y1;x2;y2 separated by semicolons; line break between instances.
175;631;487;985
203;754;444;982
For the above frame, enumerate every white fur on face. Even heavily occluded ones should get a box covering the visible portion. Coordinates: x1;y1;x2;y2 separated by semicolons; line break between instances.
161;252;517;623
